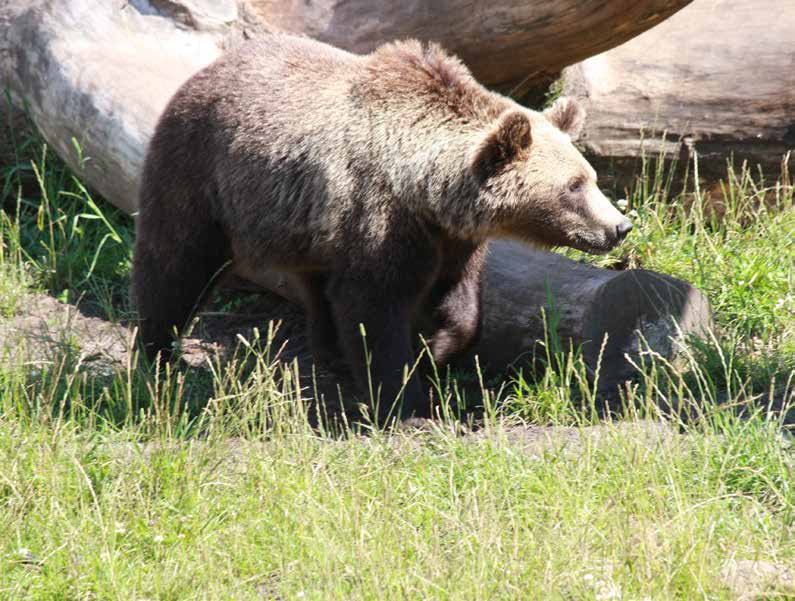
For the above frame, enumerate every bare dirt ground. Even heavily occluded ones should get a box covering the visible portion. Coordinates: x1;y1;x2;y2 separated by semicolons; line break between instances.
0;288;363;420
0;288;321;373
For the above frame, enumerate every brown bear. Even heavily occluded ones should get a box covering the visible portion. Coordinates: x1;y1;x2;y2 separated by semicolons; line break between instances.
132;34;632;423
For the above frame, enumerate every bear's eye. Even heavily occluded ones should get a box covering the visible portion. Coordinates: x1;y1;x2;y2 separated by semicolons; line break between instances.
568;178;583;193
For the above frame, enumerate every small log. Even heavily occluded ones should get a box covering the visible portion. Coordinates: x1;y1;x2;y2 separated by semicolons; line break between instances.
472;241;711;389
0;0;712;388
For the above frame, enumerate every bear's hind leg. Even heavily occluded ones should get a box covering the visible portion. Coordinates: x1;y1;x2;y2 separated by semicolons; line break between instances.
133;216;230;364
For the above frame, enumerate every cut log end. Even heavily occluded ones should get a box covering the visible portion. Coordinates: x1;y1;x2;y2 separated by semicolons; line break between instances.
583;269;713;390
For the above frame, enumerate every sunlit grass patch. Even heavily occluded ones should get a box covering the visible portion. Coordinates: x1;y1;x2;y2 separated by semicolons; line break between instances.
0;345;791;598
560;151;794;418
0;224;30;317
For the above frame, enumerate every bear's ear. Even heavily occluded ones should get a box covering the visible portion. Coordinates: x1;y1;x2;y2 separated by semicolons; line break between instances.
543;96;585;139
470;110;532;182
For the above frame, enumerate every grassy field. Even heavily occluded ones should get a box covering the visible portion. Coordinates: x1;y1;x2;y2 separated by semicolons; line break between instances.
0;108;793;599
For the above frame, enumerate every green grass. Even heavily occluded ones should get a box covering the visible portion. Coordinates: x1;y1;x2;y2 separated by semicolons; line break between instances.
1;103;133;317
0;348;792;599
0;109;793;599
0;215;29;317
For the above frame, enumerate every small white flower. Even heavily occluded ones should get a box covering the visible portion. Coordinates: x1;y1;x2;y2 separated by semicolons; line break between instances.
115;522;127;534
595;581;622;600
628;209;640;220
153;534;164;543
15;548;39;566
616;198;629;212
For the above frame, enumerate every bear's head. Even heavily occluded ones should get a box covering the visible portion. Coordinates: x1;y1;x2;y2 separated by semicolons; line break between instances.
470;97;632;254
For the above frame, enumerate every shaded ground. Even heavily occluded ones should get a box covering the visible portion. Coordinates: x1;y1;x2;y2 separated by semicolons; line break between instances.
0;285;496;422
0;289;705;471
1;287;793;428
0;289;302;362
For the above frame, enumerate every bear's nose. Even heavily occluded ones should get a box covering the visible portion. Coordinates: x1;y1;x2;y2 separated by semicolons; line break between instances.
615;219;633;242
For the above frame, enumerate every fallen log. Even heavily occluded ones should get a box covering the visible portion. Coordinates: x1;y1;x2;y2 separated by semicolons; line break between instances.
562;0;795;184
0;0;711;390
244;0;693;90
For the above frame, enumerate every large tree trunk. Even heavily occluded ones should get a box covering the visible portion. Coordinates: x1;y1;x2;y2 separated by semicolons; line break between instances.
0;0;711;390
562;0;795;185
245;0;693;90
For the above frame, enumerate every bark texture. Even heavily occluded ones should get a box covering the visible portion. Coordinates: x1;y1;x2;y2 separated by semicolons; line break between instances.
563;0;795;181
246;0;693;89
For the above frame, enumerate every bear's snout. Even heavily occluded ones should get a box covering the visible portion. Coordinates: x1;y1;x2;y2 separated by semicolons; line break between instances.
615;219;633;243
575;188;633;253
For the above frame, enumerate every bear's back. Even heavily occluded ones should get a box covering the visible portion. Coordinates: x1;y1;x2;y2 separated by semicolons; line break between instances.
145;34;507;270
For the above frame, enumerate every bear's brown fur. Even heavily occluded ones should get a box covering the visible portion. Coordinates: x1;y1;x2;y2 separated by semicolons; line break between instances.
133;34;630;423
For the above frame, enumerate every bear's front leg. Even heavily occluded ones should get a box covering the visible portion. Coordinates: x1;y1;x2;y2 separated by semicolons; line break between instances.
426;242;487;367
428;277;481;367
326;276;429;425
